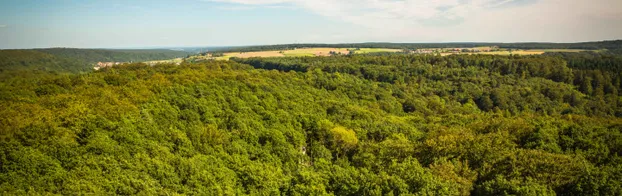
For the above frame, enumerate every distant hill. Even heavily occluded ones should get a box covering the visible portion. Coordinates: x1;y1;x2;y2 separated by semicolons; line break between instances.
35;48;191;64
210;40;622;52
0;48;191;73
0;50;88;73
497;40;622;50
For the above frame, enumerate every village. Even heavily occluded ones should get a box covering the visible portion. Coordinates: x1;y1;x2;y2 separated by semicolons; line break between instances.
94;62;126;70
92;46;549;69
410;46;500;54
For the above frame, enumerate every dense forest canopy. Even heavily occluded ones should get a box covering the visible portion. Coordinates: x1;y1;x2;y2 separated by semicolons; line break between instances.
34;48;191;63
0;48;191;73
0;50;89;73
0;50;621;195
209;40;622;52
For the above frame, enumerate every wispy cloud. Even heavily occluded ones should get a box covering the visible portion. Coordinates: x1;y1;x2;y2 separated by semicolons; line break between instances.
264;5;296;10
204;0;622;42
207;0;291;5
112;3;151;12
206;0;536;28
0;25;7;28
216;5;255;11
215;4;295;11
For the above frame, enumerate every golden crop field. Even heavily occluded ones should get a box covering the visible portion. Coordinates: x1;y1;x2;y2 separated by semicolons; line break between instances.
442;49;588;56
354;48;403;53
214;48;401;60
144;58;184;65
226;51;286;58
185;47;594;62
480;50;543;55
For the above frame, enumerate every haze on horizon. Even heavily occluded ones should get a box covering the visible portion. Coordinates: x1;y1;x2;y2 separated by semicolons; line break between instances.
1;0;621;49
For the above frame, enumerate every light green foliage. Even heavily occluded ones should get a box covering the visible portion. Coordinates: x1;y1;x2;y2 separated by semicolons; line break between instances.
330;126;358;154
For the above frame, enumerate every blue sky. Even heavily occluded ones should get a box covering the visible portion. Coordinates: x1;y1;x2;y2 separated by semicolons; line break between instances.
0;0;621;49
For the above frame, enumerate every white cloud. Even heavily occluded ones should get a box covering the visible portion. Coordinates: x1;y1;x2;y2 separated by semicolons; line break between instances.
0;25;7;28
216;4;295;11
208;0;532;28
216;5;255;10
208;0;622;42
207;0;291;5
263;5;296;10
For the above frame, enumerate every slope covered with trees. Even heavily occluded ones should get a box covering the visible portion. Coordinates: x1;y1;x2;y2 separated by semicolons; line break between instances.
0;50;90;73
0;53;620;195
35;48;191;64
0;48;191;73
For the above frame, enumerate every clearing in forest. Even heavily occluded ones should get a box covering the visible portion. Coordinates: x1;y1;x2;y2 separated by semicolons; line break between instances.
184;47;594;61
214;47;402;60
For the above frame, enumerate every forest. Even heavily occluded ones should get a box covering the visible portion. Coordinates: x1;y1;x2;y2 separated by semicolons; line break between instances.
0;51;621;195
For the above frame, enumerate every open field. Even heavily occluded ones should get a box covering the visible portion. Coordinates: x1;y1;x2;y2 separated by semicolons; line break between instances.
481;50;544;55
169;47;597;62
225;51;286;58
485;49;588;55
144;58;184;65
288;48;351;56
211;47;401;60
441;49;590;56
526;49;588;52
355;48;403;54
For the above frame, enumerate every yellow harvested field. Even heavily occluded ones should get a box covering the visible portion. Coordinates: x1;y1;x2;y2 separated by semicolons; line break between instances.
476;49;586;55
144;58;184;65
226;51;285;58
216;47;399;60
444;49;577;56
288;48;351;56
204;47;591;61
436;47;591;56
472;46;495;51
355;48;403;53
441;50;542;56
481;51;543;55
525;49;586;52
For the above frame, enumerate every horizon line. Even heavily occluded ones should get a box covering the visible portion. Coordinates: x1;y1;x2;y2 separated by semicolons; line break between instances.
1;39;620;50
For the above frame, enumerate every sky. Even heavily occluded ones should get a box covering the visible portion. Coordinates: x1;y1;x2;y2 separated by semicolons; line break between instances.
0;0;621;49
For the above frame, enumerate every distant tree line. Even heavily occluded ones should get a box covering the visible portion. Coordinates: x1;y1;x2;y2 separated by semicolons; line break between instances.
210;40;622;53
